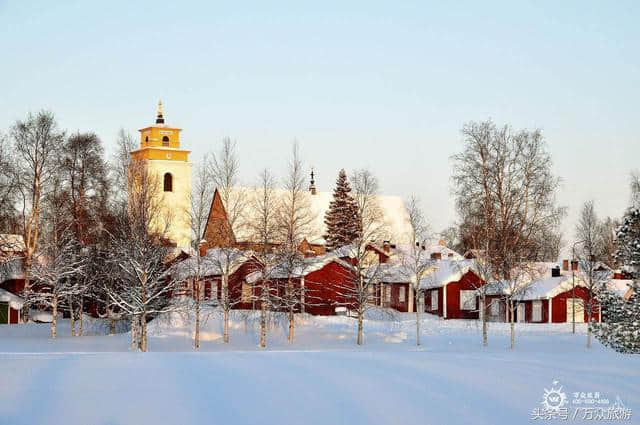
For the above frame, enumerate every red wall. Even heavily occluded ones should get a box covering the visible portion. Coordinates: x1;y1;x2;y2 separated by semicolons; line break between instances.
551;287;600;323
304;261;356;315
444;271;485;319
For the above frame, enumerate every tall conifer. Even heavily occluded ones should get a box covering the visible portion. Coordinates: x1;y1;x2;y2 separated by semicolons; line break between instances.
324;169;361;250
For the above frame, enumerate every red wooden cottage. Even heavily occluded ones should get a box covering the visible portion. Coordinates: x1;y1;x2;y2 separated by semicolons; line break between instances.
509;264;601;324
245;253;357;316
421;260;487;320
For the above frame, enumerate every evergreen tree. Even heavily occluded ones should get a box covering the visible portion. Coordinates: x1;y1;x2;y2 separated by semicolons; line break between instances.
324;169;361;250
591;207;640;353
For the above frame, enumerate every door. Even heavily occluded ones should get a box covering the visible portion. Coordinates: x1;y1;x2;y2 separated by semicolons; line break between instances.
0;302;8;324
517;303;525;323
566;298;584;323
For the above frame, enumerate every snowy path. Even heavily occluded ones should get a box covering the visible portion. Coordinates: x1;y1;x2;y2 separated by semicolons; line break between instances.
0;314;638;425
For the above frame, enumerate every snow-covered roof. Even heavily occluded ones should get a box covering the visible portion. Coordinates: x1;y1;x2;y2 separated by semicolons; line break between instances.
608;279;634;299
0;258;24;282
512;276;578;300
222;188;412;246
420;259;478;289
0;234;25;253
0;288;23;310
391;242;463;263
245;252;351;283
169;248;252;281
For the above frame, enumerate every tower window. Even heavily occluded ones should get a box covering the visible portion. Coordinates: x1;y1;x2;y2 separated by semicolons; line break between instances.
162;136;170;147
163;173;173;192
145;136;149;144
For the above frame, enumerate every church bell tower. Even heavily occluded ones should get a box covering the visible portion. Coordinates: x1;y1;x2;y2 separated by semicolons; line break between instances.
130;101;192;248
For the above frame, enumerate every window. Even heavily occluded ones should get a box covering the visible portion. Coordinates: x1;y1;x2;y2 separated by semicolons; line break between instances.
241;283;252;303
532;301;542;322
381;284;391;306
460;290;476;310
163;173;173;192
431;291;438;311
399;287;406;303
490;299;499;316
145;136;149;144
162;136;170;147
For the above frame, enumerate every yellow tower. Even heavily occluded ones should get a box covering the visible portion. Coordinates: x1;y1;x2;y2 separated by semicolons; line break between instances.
130;101;192;248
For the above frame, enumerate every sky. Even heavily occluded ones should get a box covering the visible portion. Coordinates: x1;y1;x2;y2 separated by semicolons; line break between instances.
1;0;639;249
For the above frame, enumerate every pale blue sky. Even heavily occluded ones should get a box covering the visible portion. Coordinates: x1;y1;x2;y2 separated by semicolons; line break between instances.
1;1;639;245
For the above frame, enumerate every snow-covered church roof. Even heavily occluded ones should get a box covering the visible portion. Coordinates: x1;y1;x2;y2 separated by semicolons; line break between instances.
222;188;412;246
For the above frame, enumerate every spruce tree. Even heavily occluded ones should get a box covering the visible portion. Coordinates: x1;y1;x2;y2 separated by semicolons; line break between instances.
324;169;361;250
591;207;640;353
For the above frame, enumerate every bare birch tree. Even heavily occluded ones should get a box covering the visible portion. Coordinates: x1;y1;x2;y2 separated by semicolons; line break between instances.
575;200;611;349
246;169;280;348
275;143;315;343
187;157;214;349
11;111;65;322
30;231;86;339
104;161;183;352
207;138;248;343
451;120;565;346
400;196;436;346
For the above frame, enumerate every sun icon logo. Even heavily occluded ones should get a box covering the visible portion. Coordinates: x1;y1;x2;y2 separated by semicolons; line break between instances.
541;380;568;412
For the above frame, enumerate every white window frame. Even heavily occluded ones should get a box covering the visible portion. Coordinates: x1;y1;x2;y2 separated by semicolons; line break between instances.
385;285;392;304
399;287;406;303
431;291;438;311
460;290;476;311
532;300;542;322
241;283;252;303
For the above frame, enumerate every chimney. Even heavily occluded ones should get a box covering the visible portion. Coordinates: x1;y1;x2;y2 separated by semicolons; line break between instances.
571;260;578;272
198;239;207;257
551;265;561;277
382;240;391;253
562;259;569;271
430;252;442;260
438;239;446;246
309;168;317;195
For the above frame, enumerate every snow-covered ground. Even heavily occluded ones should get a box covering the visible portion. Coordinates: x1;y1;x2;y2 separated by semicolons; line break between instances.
0;311;637;425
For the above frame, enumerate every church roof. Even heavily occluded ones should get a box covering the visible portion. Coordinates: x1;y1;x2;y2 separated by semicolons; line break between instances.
212;188;413;246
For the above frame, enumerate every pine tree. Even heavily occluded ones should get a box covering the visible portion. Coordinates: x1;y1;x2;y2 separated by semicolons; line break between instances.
591;207;640;353
324;169;361;250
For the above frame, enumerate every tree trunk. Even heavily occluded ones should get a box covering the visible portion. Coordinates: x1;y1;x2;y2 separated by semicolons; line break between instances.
51;294;58;339
223;276;230;344
109;311;116;335
130;315;138;351
140;312;147;352
416;308;421;346
223;308;230;344
78;298;84;337
70;298;76;336
193;300;200;350
415;289;421;346
482;295;488;347
510;300;515;350
357;311;364;345
260;302;267;349
587;308;592;349
195;290;201;350
288;308;294;343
